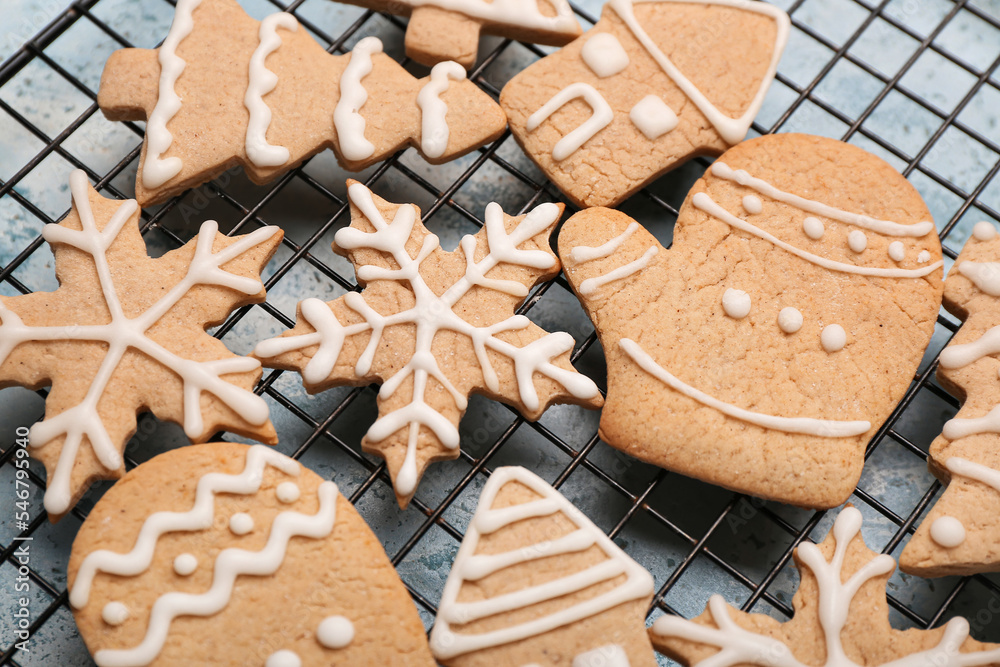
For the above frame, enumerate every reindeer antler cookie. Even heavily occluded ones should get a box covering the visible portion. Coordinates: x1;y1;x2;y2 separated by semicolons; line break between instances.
557;134;943;509
99;0;507;205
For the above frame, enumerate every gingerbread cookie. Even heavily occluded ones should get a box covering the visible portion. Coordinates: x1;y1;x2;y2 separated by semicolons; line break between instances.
651;506;1000;666
0;170;280;519
557;134;943;509
500;0;789;208
68;442;435;666
336;0;582;68
99;0;507;206
254;182;602;507
430;466;656;666
900;222;1000;577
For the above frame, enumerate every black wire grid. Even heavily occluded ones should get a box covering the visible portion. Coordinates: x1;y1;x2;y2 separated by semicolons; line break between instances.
1;0;1000;664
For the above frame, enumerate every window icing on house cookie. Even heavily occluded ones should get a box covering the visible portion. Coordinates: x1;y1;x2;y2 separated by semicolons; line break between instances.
581;33;630;78
527;83;614;161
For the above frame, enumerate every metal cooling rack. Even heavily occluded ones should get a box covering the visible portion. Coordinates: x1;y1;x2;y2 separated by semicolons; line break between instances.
1;0;999;663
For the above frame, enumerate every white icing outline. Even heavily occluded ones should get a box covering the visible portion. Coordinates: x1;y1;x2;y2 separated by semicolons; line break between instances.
608;0;789;146
527;83;614;161
334;37;384;162
570;222;639;263
245;13;298;168
579;246;658;295
0;171;275;515
620;338;871;437
429;466;653;660
417;61;466;159
254;184;599;497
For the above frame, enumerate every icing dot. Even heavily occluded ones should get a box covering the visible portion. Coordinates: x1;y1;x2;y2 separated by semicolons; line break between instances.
930;516;966;548
802;216;824;240
229;512;254;535
266;650;301;667
821;324;846;353
580;32;630;78
742;195;763;215
777;307;803;334
888;241;905;262
918;250;931;263
102;601;129;626
276;482;301;504
848;230;867;253
173;553;197;576
722;288;751;319
973;221;996;241
317;615;355;649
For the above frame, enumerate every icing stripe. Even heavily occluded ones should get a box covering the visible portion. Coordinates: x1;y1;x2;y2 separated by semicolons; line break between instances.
710;162;935;238
939;325;1000;369
608;0;789;146
245;13;298;168
693;193;943;279
461;528;596;581
570;222;639;263
417;61;466;159
527;83;614;161
334;37;383;162
142;0;202;189
579;246;657;295
620;338;871;437
406;0;578;33
958;261;1000;296
946;457;1000;494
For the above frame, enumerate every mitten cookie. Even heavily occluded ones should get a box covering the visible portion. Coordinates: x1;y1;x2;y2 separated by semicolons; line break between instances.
430;466;656;666
557;134;943;509
900;223;1000;577
651;506;1000;666
335;0;582;69
0;170;280;519
254;182;602;507
99;0;507;206
68;442;435;667
500;0;789;208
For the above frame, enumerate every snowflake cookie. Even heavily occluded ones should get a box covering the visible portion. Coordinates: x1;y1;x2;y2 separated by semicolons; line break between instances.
652;506;1000;666
0;171;281;518
500;0;789;208
900;222;1000;577
68;442;435;667
254;181;602;507
430;466;656;666
99;0;507;205
557;134;944;509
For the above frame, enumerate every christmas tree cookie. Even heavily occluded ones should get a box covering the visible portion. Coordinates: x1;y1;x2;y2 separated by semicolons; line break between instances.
0;170;281;519
254;182;602;507
99;0;507;205
557;134;944;509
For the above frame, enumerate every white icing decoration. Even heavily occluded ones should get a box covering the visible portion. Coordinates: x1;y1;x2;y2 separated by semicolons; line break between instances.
317;615;355;649
102;602;129;626
619;338;870;436
244;13;298;168
276;481;300;503
958;261;1000;296
142;0;201;189
406;0;578;34
229;512;254;535
172;553;197;576
334;36;383;162
581;33;629;78
930;516;966;548
974;221;997;241
821;324;846;353
527;83;614;161
692;192;943;279
429;466;654;660
1;171;275;515
417;61;466;159
946;457;1000;495
570;222;639;264
742;195;762;215
888;240;905;262
609;0;789;145
254;184;599;497
572;644;631;667
651;507;1000;667
721;288;751;319
266;650;301;667
939;325;1000;370
777;307;802;334
710;162;934;237
848;230;867;253
578;247;657;295
918;250;931;263
803;216;824;239
628;95;678;141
